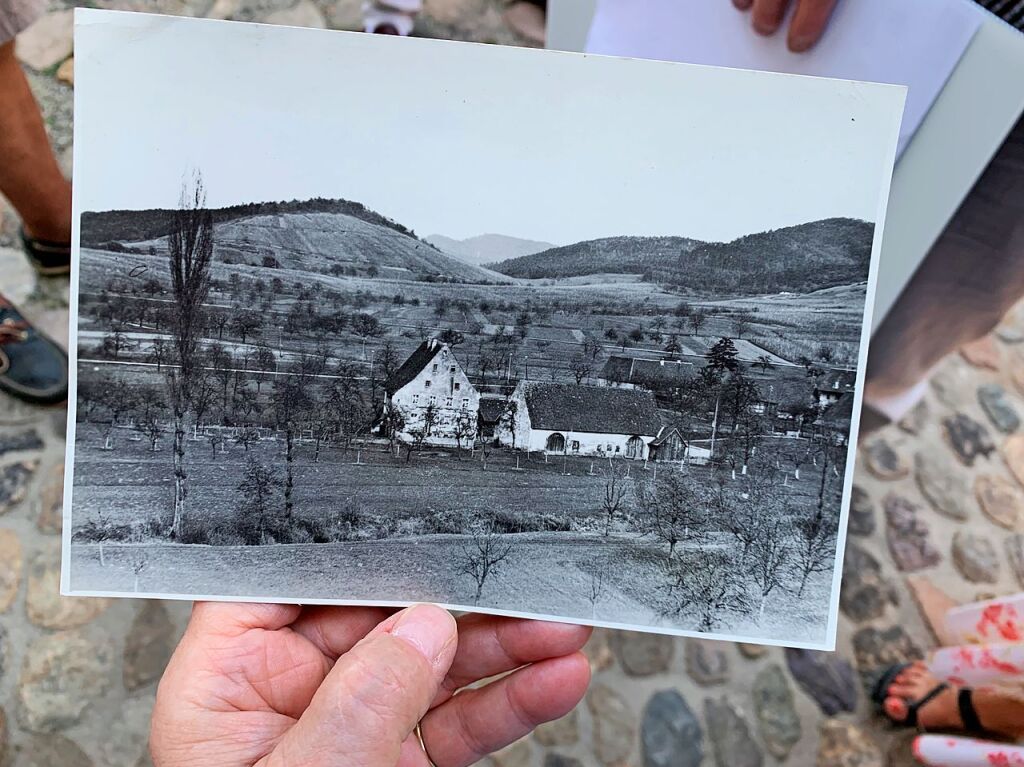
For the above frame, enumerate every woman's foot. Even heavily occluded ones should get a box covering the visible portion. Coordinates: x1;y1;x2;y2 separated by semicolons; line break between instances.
882;662;964;731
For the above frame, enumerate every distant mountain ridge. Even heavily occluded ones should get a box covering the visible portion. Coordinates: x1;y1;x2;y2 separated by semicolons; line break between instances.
491;218;874;294
426;233;556;266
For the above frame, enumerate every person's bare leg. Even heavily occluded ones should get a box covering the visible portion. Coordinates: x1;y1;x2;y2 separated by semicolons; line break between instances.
884;661;1024;739
864;117;1024;421
0;40;71;243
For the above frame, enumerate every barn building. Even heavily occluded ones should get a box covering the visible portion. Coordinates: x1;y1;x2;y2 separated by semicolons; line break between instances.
648;425;714;464
599;355;695;390
498;382;662;459
383;339;480;446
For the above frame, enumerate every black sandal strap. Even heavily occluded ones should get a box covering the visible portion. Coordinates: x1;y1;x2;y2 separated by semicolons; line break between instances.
19;228;71;275
958;688;984;734
905;683;949;730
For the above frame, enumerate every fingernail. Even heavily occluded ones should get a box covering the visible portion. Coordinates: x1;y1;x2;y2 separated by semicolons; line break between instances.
788;34;815;53
390;605;456;665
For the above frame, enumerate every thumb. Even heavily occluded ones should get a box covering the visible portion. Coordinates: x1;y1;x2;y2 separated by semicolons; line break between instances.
266;604;458;767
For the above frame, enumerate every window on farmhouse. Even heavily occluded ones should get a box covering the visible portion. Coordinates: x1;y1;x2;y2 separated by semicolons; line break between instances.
454;382;461;391
445;397;453;408
424;380;431;388
429;396;437;405
432;364;438;373
462;398;469;410
412;394;419;404
450;366;456;374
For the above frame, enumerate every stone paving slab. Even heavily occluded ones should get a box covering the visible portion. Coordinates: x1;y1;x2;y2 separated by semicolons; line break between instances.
3;2;1024;765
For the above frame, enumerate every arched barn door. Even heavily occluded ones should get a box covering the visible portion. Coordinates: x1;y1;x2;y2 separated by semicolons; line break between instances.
546;432;566;453
626;435;644;460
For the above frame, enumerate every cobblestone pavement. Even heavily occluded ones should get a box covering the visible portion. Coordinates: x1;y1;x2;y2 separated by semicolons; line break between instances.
3;2;1024;765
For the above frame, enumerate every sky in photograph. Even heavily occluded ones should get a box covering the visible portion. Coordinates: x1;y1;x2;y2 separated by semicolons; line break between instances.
74;10;905;246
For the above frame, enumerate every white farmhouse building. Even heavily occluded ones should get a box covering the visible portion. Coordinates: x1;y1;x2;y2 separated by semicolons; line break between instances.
498;382;662;459
384;339;480;447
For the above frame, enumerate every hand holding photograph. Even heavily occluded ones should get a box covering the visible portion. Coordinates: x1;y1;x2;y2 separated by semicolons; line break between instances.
63;8;905;649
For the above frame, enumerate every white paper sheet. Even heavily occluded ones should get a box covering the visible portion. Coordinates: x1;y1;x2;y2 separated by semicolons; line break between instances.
586;0;982;157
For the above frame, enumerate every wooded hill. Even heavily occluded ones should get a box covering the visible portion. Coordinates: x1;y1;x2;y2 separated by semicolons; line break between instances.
81;198;422;247
491;218;875;295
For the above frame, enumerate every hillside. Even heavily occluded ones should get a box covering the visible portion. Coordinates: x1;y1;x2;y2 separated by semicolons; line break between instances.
492;218;874;295
81;200;505;283
426;233;556;266
491;235;703;281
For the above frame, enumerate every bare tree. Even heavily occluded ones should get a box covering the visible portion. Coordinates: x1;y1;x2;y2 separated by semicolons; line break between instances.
731;310;753;339
601;462;628;537
381;405;406;456
147;337;171;371
569;354;593;385
588;565;607;618
188;373;217;431
458;519;515;602
252;347;276;393
207;430;224;460
166;173;214;539
132;389;167;452
100;330;137;360
325;366;370;452
98;379;139;450
635;472;709;557
688;309;709;336
662;551;750;632
237;457;280;545
231;310;262;345
748;519;790;622
500;400;519;450
404;403;438;463
792;511;838;596
452;411;475;456
272;367;311;521
755;354;773;373
233;426;261;452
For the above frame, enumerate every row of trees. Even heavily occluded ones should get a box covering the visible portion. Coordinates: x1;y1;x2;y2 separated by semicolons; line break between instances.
606;448;841;629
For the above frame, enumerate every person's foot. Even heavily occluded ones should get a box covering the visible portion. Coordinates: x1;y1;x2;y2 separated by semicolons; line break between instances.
0;294;68;405
20;227;71;276
883;662;964;731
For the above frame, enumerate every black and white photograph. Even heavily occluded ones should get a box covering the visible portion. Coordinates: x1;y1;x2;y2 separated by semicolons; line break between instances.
64;9;905;648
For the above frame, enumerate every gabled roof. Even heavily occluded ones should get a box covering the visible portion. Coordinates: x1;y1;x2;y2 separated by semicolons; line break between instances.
385;339;446;394
519;382;661;436
600;355;696;386
747;371;816;412
478;397;508;424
